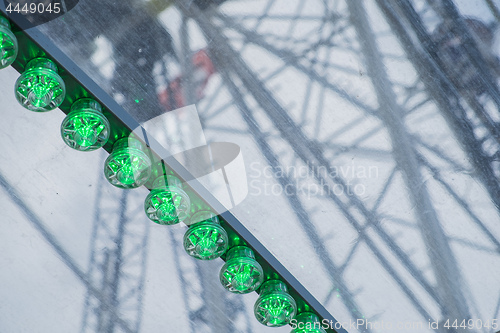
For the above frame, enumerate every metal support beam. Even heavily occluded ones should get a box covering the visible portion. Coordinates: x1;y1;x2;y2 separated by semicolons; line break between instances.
81;174;149;333
2;6;340;330
181;2;443;317
214;59;362;331
380;0;500;211
348;0;472;326
0;171;135;333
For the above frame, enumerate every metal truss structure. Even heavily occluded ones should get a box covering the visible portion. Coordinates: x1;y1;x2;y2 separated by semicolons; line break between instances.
80;167;150;333
174;0;500;332
19;0;500;332
167;226;254;333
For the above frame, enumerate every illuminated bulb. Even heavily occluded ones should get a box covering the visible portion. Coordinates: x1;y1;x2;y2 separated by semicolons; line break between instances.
61;98;110;151
254;280;297;327
219;246;264;294
144;175;190;225
290;312;327;333
0;15;17;69
15;57;66;112
183;211;228;260
104;137;151;189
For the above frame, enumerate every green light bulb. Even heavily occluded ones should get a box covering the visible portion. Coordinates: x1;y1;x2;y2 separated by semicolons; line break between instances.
15;57;66;112
61;98;110;151
144;175;190;225
290;312;327;333
219;246;264;294
104;138;151;189
183;211;228;260
254;280;297;327
0;16;17;69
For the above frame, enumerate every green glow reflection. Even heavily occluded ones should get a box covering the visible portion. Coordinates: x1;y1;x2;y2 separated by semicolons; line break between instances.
61;99;110;151
0;17;17;69
219;246;263;294
144;177;190;225
254;281;297;327
104;138;151;189
15;58;65;112
183;220;228;260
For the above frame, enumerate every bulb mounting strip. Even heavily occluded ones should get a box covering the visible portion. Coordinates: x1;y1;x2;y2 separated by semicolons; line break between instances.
1;8;345;333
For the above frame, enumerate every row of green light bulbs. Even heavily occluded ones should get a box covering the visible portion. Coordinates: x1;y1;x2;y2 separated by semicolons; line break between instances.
1;15;327;332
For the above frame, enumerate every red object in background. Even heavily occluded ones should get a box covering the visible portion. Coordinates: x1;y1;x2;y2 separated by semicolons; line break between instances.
159;49;216;110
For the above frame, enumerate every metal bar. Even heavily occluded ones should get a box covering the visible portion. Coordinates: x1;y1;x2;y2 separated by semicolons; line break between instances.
383;0;500;211
81;158;149;333
104;192;128;333
494;291;500;322
1;7;339;330
484;0;500;21
0;171;135;333
348;0;472;324
215;60;355;333
214;13;378;116
170;229;198;333
376;0;500;325
416;152;500;252
412;136;469;172
167;228;209;333
81;166;107;333
428;0;500;108
179;13;196;106
185;1;442;311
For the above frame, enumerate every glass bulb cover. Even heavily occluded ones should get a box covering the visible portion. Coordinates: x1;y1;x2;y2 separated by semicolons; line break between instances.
15;58;66;112
183;217;228;260
0;22;18;69
254;281;297;327
144;186;190;225
219;246;264;294
104;139;151;189
290;312;327;333
61;99;110;151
